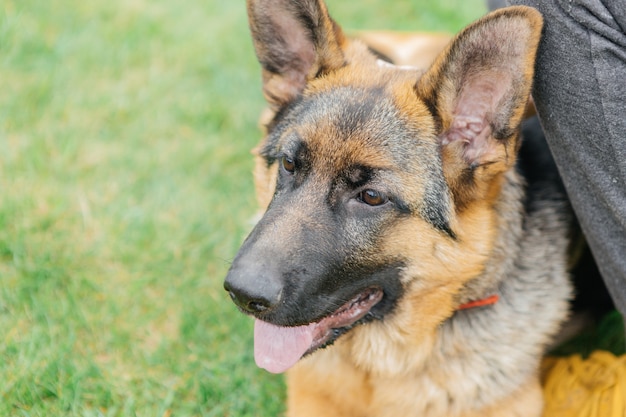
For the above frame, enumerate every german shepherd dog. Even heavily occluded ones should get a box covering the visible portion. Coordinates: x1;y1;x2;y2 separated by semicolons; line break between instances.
224;1;573;415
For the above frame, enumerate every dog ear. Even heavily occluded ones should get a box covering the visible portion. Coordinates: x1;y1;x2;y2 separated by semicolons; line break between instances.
247;0;346;110
416;7;543;208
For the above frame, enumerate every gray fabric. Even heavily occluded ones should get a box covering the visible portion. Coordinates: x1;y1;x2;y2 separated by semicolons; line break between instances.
487;0;509;9
497;0;626;320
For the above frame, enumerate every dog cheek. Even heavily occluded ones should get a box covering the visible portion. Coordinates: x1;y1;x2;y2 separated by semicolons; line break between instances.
378;218;458;283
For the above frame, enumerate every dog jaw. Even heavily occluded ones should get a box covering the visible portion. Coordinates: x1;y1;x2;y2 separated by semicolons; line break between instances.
254;287;383;373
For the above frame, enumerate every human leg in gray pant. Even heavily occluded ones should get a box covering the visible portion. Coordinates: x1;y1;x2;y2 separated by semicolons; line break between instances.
493;0;626;326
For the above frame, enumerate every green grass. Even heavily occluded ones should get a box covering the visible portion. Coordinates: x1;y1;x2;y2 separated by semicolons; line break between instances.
5;0;589;415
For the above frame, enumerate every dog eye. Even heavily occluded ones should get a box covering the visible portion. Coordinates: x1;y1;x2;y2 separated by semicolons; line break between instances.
281;156;295;174
359;189;387;206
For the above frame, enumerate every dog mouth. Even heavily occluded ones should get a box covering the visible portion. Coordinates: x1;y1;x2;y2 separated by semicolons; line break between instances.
253;287;384;374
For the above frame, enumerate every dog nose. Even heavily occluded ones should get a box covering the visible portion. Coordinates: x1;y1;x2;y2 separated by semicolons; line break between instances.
225;285;275;314
224;265;283;314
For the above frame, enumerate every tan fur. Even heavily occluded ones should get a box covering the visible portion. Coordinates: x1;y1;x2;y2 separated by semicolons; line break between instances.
288;352;543;417
231;2;572;416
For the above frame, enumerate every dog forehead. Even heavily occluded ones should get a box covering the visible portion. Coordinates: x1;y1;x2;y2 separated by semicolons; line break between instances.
283;85;437;170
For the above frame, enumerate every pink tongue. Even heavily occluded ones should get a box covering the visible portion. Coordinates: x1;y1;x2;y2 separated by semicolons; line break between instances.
254;319;316;374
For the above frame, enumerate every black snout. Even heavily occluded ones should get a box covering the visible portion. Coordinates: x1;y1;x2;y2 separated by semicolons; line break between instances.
224;190;333;319
224;282;276;314
224;258;283;315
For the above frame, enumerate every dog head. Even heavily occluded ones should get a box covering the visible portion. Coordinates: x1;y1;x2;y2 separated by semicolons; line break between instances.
225;0;542;373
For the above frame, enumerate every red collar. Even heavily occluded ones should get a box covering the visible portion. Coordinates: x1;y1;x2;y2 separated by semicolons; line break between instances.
457;294;500;310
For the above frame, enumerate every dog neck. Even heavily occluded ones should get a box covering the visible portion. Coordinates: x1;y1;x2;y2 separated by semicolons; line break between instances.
455;170;524;308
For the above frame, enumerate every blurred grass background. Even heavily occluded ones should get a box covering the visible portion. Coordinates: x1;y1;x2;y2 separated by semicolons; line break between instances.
0;0;509;415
